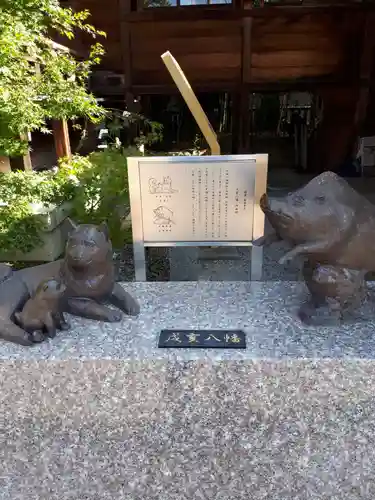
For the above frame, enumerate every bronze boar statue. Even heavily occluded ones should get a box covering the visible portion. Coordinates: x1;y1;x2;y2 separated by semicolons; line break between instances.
0;222;140;346
14;278;69;338
254;171;374;324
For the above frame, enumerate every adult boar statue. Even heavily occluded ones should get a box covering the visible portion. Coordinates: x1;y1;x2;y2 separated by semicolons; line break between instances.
0;222;140;346
254;171;375;325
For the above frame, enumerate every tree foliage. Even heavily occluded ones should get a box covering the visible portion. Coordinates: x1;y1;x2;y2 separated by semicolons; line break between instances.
0;0;106;156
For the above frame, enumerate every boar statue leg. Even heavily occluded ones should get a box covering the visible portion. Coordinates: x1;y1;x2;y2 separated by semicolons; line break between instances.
252;231;281;248
110;283;140;317
66;297;123;323
278;234;344;266
299;261;366;325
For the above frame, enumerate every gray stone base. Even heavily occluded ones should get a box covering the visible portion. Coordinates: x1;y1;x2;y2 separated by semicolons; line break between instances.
2;281;375;499
2;359;375;499
0;281;375;360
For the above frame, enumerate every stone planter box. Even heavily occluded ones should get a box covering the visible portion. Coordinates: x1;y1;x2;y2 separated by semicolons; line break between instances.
0;202;73;262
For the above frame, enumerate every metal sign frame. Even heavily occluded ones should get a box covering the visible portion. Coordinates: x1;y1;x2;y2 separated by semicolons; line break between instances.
127;154;268;281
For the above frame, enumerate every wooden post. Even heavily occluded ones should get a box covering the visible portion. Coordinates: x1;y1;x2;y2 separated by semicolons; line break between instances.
234;16;252;154
22;151;33;171
242;17;252;85
0;157;11;173
354;12;375;138
20;133;32;170
120;0;133;92
161;51;221;155
52;119;71;160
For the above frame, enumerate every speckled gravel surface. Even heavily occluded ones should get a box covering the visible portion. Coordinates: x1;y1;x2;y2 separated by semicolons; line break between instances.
2;359;375;499
2;257;375;498
0;281;375;361
114;245;169;282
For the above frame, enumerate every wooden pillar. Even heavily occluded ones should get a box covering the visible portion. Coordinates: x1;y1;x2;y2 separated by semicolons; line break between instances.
0;157;11;173
311;87;358;172
22;150;33;170
52;119;71;160
241;89;251;153
141;95;151;117
120;0;132;95
231;89;250;154
231;91;243;154
231;16;252;154
20;133;32;170
353;12;375;141
126;92;140;143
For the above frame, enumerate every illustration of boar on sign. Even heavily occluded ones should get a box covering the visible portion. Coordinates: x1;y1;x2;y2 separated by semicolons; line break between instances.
254;171;375;325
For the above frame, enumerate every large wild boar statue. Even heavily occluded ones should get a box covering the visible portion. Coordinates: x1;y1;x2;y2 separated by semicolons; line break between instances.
254;171;374;325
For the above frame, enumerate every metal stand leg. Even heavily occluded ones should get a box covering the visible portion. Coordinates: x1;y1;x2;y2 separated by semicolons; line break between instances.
133;241;147;281
250;245;263;281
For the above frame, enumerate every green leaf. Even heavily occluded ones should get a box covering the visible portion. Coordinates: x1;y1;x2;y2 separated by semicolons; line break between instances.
0;0;106;156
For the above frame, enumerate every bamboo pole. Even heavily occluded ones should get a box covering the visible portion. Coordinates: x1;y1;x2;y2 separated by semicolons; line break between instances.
161;51;221;155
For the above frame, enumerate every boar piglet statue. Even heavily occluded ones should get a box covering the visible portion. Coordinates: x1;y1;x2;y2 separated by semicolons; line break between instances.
254;171;374;325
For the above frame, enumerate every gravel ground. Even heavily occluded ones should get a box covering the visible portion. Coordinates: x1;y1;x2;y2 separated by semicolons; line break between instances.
113;245;170;282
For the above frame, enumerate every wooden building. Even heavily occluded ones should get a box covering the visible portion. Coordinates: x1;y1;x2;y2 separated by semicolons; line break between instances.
61;0;375;171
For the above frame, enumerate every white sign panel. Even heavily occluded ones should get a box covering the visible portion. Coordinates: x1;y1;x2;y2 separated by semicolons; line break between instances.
138;159;255;242
127;155;268;281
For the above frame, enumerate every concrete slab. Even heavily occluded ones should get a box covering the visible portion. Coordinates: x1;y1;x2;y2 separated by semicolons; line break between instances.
2;281;375;500
0;281;374;361
1;358;375;499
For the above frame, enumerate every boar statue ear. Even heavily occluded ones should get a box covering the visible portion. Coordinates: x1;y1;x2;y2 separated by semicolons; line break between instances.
98;221;110;240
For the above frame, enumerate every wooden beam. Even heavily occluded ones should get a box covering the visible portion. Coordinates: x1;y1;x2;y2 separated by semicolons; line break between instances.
125;2;370;22
132;74;354;96
133;81;237;94
161;50;220;155
52;120;71;160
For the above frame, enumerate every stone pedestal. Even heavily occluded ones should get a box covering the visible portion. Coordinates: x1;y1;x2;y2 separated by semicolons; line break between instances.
1;281;375;499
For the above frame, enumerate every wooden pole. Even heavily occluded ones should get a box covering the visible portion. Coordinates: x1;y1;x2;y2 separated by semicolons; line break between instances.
52;119;71;160
161;51;221;155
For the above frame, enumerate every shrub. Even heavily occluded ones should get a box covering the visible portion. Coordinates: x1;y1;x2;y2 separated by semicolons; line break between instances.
57;147;140;247
0;169;68;253
0;147;140;254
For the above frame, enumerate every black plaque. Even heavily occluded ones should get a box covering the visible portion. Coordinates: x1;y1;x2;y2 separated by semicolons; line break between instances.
158;329;246;349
